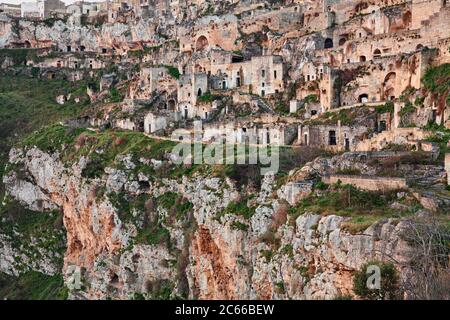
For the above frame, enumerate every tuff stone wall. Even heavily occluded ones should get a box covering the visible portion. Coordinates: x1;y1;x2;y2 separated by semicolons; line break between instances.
322;174;408;191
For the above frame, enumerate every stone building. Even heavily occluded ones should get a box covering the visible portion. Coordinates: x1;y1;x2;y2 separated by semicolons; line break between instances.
201;121;297;146
179;14;240;53
35;54;105;70
0;3;21;17
37;0;65;19
177;73;209;119
21;2;40;18
298;121;368;152
210;54;284;96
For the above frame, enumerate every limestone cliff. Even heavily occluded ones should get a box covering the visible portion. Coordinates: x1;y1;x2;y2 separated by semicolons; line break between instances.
1;145;414;300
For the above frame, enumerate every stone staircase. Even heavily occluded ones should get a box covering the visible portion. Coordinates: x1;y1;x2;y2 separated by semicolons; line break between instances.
420;4;449;28
404;165;447;187
252;95;275;114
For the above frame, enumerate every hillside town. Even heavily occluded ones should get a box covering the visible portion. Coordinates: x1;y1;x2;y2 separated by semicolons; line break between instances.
0;0;449;301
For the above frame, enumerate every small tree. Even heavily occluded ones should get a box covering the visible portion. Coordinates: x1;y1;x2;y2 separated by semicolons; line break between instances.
353;261;400;300
400;218;450;300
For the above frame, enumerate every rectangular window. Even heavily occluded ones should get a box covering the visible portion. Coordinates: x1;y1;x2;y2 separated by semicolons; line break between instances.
274;70;277;79
329;131;337;146
262;69;265;77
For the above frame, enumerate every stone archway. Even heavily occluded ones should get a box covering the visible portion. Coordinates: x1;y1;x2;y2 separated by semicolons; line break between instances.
383;72;397;100
324;38;333;49
196;35;209;51
359;93;369;103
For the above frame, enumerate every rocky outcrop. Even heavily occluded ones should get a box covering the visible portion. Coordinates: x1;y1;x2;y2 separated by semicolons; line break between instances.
2;147;413;300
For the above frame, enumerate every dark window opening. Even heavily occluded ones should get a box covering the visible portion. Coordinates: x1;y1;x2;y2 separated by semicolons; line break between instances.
329;130;337;145
359;94;369;103
345;138;350;151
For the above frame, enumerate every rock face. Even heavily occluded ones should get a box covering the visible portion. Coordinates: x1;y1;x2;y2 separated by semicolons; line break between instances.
2;147;412;300
0;17;160;52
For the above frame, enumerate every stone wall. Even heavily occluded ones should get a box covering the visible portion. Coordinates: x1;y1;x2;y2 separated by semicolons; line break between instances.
323;174;407;191
445;153;450;185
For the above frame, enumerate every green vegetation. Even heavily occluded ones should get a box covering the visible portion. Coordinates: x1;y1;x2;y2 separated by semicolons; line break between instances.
0;74;90;198
108;192;148;222
0;199;66;267
0;49;46;66
304;105;370;126
375;101;394;114
109;87;123;103
216;196;256;220
24;125;177;179
127;50;145;58
288;183;419;233
197;91;221;103
275;101;289;115
165;65;180;79
145;279;174;300
335;168;362;175
0;271;68;300
304;94;319;104
422;63;450;106
137;223;171;247
353;261;400;300
157;192;193;221
260;249;274;263
281;244;294;258
398;102;416;117
424;123;450;160
22;124;86;154
231;221;250;232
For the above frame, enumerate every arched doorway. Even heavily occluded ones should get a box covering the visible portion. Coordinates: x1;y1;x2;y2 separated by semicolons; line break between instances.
196;36;209;51
373;49;381;58
167;99;176;110
324;38;333;49
359;94;369;103
383;72;396;100
402;11;412;26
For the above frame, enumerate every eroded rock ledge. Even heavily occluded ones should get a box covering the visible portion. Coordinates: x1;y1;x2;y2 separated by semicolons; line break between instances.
2;147;413;300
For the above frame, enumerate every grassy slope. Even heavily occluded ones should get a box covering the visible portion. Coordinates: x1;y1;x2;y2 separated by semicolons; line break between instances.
0;271;68;300
0;73;90;300
0;74;90;196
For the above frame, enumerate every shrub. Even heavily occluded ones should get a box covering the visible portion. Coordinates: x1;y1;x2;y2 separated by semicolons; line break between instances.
375;101;394;114
165;65;180;79
231;221;249;231
304;94;319;104
109;87;122;102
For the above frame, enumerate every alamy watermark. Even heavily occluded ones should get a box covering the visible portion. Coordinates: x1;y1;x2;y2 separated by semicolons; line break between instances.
169;121;280;175
366;265;381;290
